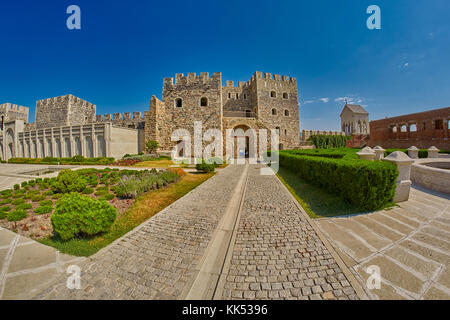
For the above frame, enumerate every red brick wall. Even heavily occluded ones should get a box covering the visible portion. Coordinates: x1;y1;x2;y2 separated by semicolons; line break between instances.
368;107;450;149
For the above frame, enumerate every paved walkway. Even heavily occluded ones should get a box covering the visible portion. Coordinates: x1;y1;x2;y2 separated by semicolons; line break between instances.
0;227;84;299
29;164;361;300
315;186;450;300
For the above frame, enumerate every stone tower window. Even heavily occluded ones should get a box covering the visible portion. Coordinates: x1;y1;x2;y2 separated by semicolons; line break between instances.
175;98;183;108
284;129;287;135
272;108;277;115
284;110;290;117
243;94;247;100
228;93;232;99
283;92;288;99
270;91;277;98
236;93;239;99
200;97;208;107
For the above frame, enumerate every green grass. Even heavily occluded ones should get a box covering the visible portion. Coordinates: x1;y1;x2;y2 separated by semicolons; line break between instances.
277;167;395;219
39;172;214;257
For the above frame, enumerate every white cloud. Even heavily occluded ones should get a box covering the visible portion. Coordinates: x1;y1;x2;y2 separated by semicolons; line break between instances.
319;98;329;103
303;97;329;104
335;95;364;105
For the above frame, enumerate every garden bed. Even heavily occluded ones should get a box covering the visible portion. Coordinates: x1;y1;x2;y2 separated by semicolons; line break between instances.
0;167;184;242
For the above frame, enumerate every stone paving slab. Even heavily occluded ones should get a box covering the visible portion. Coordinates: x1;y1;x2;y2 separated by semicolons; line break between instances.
0;227;83;300
217;165;360;300
315;186;450;300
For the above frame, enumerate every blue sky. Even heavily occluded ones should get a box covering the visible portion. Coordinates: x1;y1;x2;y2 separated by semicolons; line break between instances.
0;0;449;131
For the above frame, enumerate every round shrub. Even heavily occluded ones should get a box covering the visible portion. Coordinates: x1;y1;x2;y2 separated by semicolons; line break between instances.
21;181;28;188
0;211;7;219
14;184;20;190
7;209;28;222
51;193;117;240
51;169;88;194
35;205;53;215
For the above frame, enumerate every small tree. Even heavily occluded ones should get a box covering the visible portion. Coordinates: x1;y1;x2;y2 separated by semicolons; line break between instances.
145;140;159;154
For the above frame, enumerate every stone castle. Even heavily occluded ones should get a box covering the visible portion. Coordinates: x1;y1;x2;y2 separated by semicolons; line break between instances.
0;71;300;161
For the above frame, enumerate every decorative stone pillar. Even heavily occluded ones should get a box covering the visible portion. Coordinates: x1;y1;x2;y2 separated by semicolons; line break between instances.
373;146;385;160
407;146;419;159
382;151;414;202
428;146;439;158
357;146;375;161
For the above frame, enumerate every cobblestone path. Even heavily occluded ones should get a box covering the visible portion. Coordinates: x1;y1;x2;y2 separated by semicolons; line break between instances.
34;164;361;300
217;165;360;300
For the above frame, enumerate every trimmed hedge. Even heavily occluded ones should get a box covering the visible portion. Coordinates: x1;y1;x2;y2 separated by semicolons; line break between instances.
308;135;351;149
8;156;114;165
279;152;398;210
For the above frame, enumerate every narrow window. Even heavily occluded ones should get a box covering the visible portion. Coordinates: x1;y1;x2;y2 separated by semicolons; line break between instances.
272;108;277;115
175;98;182;108
392;126;397;133
401;125;407;132
276;126;280;133
435;119;443;130
246;110;251;118
283;93;288;99
228;93;231;99
423;122;426;130
284;110;290;116
270;91;276;98
200;97;208;107
409;124;417;132
243;94;247;100
236;93;239;99
284;129;287;135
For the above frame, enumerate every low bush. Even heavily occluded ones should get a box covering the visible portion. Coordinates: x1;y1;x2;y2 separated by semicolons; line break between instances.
21;181;28;188
31;194;46;202
0;206;12;212
113;170;180;199
279;151;398;210
40;199;53;207
12;198;25;205
51;193;117;240
98;194;115;201
51;169;88;193
82;187;94;194
308;135;351;149
7;209;28;222
0;198;11;205
14;184;20;190
16;203;32;210
35;205;53;215
196;161;215;173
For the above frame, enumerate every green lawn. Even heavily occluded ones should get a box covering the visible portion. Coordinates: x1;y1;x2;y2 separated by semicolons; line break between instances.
277;167;374;219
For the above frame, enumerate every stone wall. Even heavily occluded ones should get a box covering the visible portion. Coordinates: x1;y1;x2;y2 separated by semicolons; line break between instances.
35;95;96;129
149;72;223;155
0;103;29;124
253;72;300;149
368;107;450;149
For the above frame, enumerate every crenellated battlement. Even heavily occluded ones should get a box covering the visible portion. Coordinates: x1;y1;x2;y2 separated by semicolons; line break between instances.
250;71;296;83
36;94;96;109
0;103;29;114
163;72;222;89
95;112;144;123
